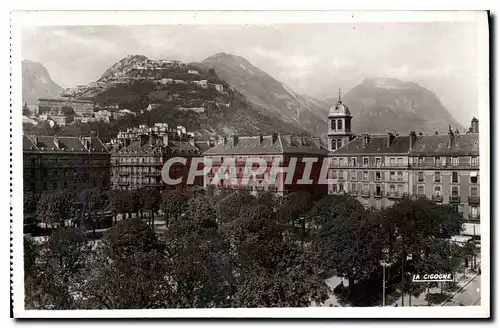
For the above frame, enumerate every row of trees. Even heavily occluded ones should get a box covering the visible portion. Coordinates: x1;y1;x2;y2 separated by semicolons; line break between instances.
24;188;478;309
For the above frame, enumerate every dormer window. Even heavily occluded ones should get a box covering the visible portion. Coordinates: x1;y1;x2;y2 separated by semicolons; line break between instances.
337;140;342;149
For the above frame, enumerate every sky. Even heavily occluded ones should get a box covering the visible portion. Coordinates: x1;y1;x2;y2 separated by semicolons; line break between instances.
22;23;480;126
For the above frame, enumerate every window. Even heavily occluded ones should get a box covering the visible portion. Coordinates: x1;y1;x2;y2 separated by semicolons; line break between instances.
375;171;381;181
339;170;344;180
470;173;478;184
470;186;478;197
434;156;441;166
389;184;396;195
375;199;382;209
470;206;479;218
451;186;459;197
434;171;441;183
418;156;424;166
330;169;337;179
434;185;442;196
442;157;447;167
398;185;404;195
330;120;336;130
452;172;459;183
452;156;459;167
339;158;344;167
332;184;337;193
351;171;357;181
351;183;357;192
332;158;338;167
397;171;403;181
398;158;404;165
390;171;395;181
363;157;369;166
351;157;357;166
339;183;344;192
363;184;369;192
375;184;382;196
363;171;369;180
375;157;381;167
337;119;343;130
390;158;395;166
331;140;336;150
417;185;425;196
471;156;478;166
337;140;343;149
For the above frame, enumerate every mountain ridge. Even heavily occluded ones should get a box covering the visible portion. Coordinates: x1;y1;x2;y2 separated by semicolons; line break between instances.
22;60;63;105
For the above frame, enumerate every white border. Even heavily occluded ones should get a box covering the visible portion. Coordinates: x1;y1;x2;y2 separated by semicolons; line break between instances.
10;10;490;318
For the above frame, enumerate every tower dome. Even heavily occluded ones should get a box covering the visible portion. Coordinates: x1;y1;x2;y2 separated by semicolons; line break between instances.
329;89;351;116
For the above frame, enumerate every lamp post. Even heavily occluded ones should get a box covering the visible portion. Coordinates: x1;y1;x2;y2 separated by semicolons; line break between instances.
381;261;388;307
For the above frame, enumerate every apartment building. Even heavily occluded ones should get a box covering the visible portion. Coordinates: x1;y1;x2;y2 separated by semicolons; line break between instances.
202;134;328;197
23;135;111;194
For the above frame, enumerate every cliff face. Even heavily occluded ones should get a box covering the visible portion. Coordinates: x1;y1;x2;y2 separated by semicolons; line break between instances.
199;53;329;135
22;60;63;105
334;78;463;134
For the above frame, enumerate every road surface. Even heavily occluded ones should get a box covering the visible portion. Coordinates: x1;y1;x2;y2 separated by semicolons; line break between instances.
443;273;481;306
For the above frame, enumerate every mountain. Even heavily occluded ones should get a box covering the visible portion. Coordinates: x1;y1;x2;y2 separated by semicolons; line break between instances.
54;55;308;139
197;53;329;135
22;60;63;105
329;78;463;134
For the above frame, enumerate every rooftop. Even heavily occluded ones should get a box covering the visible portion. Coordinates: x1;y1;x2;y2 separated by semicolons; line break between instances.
23;135;108;153
409;133;479;156
203;134;328;156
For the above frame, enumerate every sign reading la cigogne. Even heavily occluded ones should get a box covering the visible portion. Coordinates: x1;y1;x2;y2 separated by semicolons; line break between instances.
412;273;454;282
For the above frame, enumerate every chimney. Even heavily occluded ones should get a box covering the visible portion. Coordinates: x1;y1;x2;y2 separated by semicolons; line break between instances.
229;135;238;147
188;136;195;146
409;131;417;150
125;138;131;147
386;132;395;148
222;136;228;146
162;134;169;146
259;134;264;145
301;137;308;146
312;137;321;149
470;117;479;134
362;134;370;148
272;133;278;144
140;134;149;147
53;136;60;149
448;125;454;148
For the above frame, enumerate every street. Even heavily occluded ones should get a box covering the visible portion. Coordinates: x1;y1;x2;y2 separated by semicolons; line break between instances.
443;273;481;306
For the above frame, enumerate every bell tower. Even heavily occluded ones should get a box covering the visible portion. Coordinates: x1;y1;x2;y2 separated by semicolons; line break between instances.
328;89;353;151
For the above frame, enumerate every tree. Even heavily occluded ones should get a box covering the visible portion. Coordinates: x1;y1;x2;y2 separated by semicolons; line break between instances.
83;219;171;309
215;190;254;224
23;192;40;226
26;228;91;309
224;199;330;307
164;196;234;308
161;190;189;227
78;188;108;233
278;190;314;248
36;192;76;230
142;187;161;233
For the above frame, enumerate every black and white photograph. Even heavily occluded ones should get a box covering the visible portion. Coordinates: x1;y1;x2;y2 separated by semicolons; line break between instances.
9;10;490;318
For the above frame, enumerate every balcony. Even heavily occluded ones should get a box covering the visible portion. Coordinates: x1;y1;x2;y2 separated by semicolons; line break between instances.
449;195;461;203
349;190;358;197
118;172;130;176
361;191;370;198
373;192;383;198
467;214;480;223
431;195;444;203
386;192;402;199
468;196;480;204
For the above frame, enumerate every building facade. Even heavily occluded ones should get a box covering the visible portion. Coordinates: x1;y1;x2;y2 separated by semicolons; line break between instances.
408;123;480;222
202;134;328;197
328;132;414;209
109;124;211;190
23;135;110;195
